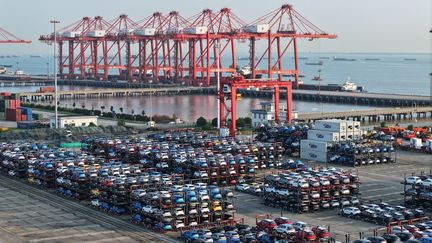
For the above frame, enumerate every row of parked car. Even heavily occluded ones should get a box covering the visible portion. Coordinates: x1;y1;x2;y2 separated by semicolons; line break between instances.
340;201;426;225
181;216;332;243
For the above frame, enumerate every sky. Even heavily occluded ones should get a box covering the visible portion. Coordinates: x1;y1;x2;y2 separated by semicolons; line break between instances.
0;0;431;55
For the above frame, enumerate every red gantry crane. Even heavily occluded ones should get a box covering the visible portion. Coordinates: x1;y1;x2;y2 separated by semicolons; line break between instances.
218;4;336;136
0;27;31;44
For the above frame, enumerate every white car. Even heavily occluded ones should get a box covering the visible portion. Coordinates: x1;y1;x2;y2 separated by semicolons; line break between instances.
420;179;432;187
141;205;156;214
276;189;290;196
341;207;361;216
292;221;309;231
91;199;100;207
274;224;296;234
235;184;250;192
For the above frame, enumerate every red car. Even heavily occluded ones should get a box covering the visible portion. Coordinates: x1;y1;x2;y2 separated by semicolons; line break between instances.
257;219;277;231
405;225;420;233
274;217;293;225
297;230;317;241
313;226;331;239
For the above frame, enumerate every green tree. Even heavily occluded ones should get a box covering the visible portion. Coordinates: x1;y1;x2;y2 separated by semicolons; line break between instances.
117;119;126;126
119;107;123;114
196;117;207;127
110;106;114;112
72;102;76;108
236;118;245;128
380;121;386;128
407;124;414;130
244;117;252;127
211;118;218;127
100;105;105;112
88;122;97;127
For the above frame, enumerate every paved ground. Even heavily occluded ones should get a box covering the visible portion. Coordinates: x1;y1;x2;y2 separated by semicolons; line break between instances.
234;150;432;241
0;176;177;243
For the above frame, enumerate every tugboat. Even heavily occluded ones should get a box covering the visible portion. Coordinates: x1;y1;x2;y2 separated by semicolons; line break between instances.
312;69;322;81
341;77;364;92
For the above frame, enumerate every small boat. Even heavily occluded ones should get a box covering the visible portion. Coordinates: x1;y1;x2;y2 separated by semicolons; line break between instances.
319;57;330;59
333;56;356;61
282;74;306;78
30;55;42;58
365;58;380;61
403;58;416;61
340;77;365;92
298;57;308;60
237;57;249;61
305;61;323;65
312;69;322;81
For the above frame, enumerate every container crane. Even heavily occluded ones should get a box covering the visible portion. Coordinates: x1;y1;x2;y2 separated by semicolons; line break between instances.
0;27;31;44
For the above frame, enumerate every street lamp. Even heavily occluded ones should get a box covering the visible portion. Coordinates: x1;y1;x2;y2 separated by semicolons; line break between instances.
216;40;221;129
50;19;60;128
149;80;153;123
46;62;49;81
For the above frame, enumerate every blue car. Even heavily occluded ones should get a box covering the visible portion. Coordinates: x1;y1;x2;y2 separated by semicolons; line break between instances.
99;202;110;211
131;214;143;223
110;206;126;214
182;230;199;241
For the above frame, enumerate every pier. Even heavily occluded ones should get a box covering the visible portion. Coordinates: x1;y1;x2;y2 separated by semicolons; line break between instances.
239;89;432;107
299;106;432;123
17;87;214;101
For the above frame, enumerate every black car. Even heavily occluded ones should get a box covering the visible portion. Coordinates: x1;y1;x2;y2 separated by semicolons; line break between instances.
367;236;387;243
392;212;405;221
414;223;429;231
381;233;401;243
402;210;415;220
413;209;425;218
361;210;378;222
395;232;413;241
377;213;393;225
379;202;390;208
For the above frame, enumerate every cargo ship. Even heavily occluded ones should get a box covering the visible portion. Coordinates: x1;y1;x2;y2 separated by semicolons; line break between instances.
333;56;356;61
305;61;323;65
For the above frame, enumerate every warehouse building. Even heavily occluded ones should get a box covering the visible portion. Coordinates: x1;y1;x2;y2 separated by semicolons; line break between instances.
251;102;298;127
50;115;98;128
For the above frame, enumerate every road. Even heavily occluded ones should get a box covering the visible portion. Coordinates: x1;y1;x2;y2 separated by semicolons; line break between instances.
0;176;178;243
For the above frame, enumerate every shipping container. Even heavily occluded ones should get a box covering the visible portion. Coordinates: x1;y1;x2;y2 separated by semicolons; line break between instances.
410;138;423;149
300;148;328;163
184;26;208;34
0;92;11;97
0;112;4;118
315;120;347;132
38;86;55;93
63;31;80;38
21;114;27;121
307;130;340;142
6;108;21;122
244;24;270;33
300;139;329;152
353;131;362;141
339;131;347;141
86;30;106;37
135;28;155;36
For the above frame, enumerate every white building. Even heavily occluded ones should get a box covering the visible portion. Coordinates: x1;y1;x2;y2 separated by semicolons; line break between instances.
251;102;298;127
50;115;98;128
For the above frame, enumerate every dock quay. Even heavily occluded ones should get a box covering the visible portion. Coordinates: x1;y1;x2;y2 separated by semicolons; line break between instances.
17;86;432;108
239;89;432;107
17;87;215;101
298;106;432;123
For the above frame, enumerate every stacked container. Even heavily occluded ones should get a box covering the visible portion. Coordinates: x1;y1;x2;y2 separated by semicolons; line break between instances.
1;92;21;121
6;108;22;122
20;107;33;121
301;120;366;163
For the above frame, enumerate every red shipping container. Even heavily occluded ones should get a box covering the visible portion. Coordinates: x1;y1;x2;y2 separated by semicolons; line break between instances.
16;100;20;108
6;108;21;121
0;92;11;97
21;115;27;121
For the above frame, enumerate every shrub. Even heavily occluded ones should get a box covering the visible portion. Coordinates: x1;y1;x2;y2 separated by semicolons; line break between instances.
196;117;207;127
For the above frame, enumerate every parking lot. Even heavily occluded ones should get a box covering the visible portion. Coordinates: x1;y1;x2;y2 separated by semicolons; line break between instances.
234;150;432;241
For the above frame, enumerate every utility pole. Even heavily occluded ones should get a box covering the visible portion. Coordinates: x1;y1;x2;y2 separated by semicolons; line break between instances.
50;19;60;128
216;40;221;129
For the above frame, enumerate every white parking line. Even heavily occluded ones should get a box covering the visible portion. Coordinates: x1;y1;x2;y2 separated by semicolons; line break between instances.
362;191;401;199
28;230;116;242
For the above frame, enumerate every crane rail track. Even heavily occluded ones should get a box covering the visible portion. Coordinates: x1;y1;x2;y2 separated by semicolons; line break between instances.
0;175;178;243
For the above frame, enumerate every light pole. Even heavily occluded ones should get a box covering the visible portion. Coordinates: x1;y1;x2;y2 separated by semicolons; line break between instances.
149;80;153;123
50;19;60;128
46;62;49;81
216;40;221;129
